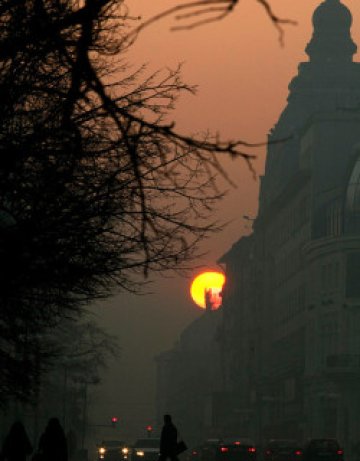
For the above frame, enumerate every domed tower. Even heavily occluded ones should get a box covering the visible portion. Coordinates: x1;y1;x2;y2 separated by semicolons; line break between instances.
306;0;356;63
258;0;360;216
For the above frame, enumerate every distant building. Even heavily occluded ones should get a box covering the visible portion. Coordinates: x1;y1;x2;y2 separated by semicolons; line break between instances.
219;0;360;454
155;308;223;445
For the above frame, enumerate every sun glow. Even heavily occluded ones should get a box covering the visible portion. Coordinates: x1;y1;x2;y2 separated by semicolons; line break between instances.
190;271;225;310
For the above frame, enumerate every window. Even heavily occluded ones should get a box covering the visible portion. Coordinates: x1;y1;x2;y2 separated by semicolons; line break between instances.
314;199;342;238
346;253;360;298
345;157;360;233
346;158;360;213
326;199;342;236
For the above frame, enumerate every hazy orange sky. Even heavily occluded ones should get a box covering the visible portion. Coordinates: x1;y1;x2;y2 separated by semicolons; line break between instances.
89;0;360;443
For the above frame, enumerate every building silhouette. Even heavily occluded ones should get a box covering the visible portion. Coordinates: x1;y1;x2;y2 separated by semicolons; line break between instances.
155;308;223;445
220;0;360;452
155;0;360;453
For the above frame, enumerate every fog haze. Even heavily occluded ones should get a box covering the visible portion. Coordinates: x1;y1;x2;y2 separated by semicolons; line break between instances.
89;0;360;445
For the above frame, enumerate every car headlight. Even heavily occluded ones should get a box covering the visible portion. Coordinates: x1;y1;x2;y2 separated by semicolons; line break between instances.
136;451;145;456
99;447;106;455
122;448;129;454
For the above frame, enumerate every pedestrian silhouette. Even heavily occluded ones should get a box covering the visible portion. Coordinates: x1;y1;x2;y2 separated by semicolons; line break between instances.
1;421;32;461
38;418;68;461
159;415;178;461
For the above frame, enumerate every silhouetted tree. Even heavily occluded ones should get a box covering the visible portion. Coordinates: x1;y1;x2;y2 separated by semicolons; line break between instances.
0;0;287;400
53;319;119;383
32;319;118;436
0;0;221;401
0;1;225;313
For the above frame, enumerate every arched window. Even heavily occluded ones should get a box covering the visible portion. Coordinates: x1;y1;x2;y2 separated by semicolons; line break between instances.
346;157;360;213
345;156;360;233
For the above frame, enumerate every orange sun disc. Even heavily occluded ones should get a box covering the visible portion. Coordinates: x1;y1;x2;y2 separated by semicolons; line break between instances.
190;271;225;310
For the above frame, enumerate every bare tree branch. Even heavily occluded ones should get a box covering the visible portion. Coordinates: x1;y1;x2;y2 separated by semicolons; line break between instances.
125;0;297;44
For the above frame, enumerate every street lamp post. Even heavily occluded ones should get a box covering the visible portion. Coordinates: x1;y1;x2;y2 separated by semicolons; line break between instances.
72;374;99;450
81;382;88;449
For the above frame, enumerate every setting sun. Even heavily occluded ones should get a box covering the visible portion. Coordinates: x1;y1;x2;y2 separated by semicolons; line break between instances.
190;271;225;310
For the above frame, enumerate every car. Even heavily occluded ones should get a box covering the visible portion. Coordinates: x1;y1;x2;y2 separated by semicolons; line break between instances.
264;440;303;461
201;439;223;461
216;438;256;461
185;446;202;461
132;438;161;461
303;439;343;461
97;440;131;461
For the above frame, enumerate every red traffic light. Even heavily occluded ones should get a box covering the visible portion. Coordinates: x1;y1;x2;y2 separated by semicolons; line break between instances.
111;417;118;424
146;425;153;432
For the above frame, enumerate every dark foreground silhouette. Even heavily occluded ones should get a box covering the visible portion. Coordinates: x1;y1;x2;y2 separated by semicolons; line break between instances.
1;421;33;461
159;414;179;461
37;418;68;461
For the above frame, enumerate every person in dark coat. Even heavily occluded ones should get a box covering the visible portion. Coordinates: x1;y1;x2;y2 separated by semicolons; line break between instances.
159;414;178;461
1;421;32;461
38;418;68;461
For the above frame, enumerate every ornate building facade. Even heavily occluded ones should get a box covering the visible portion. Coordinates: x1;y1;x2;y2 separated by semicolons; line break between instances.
155;0;360;454
220;0;360;452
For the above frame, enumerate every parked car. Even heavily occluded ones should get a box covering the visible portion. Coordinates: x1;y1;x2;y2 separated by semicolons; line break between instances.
216;438;256;461
264;439;303;461
132;438;161;461
303;439;343;461
97;440;131;461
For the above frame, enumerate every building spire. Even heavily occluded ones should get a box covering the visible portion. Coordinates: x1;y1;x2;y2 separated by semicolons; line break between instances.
306;0;357;63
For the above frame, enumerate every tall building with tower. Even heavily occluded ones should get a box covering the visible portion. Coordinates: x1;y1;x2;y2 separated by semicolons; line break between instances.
219;0;360;453
155;0;360;454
